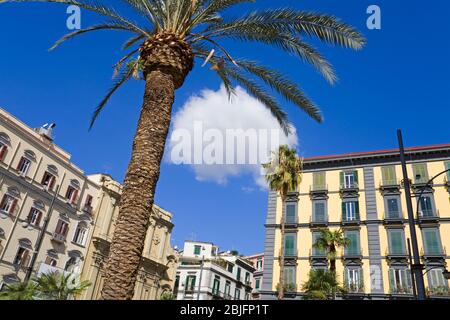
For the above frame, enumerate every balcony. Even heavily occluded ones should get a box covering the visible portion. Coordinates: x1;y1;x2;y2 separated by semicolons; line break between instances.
390;285;414;295
421;247;447;260
342;248;363;261
309;216;328;228
82;204;93;215
417;209;440;224
383;211;404;225
380;179;401;193
309;249;327;262
385;248;408;261
310;184;328;199
51;232;66;244
345;282;365;294
341;216;360;227
284;250;298;260
340;182;359;195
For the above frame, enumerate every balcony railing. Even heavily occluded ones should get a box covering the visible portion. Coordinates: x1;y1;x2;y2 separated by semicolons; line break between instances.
383;211;404;220
341;216;361;226
284;250;298;258
82;204;93;215
421;246;447;258
342;248;363;259
380;179;401;188
310;184;328;193
51;232;66;243
309;249;327;260
345;282;365;294
310;215;328;227
417;209;440;222
385;248;408;259
390;285;413;295
340;182;359;191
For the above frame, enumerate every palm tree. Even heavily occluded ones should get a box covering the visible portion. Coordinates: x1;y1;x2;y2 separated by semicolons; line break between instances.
34;271;91;300
302;269;345;300
0;280;37;300
263;145;302;300
2;0;365;299
313;228;349;273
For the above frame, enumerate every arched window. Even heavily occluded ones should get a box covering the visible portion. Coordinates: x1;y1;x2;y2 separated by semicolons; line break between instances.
65;180;80;205
27;205;43;227
0;187;20;217
0;133;11;163
41;165;58;191
73;221;88;246
64;251;83;273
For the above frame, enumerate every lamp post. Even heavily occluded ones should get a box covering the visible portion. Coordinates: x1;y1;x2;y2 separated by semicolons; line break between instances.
397;130;426;300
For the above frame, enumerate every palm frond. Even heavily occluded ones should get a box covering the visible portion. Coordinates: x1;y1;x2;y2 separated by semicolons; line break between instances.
235;60;323;122
49;22;137;51
206;8;366;49
89;62;135;129
122;34;144;51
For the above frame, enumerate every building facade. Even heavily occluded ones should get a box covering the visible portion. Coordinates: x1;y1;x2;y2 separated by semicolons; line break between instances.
0;108;99;287
175;241;255;300
79;174;179;300
261;144;450;299
0;107;179;299
245;253;264;299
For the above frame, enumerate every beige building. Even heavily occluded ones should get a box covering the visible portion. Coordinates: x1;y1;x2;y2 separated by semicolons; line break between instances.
80;174;179;300
0;108;99;287
0;107;178;299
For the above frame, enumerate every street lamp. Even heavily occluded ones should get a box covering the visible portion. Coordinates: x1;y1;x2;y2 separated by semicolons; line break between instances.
196;246;206;300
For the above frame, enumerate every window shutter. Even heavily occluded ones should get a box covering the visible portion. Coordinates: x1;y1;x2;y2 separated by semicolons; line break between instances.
10;199;18;216
342;202;346;221
72;190;79;204
0;145;6;161
36;211;42;226
49;176;56;190
21;250;30;267
340;172;344;187
446;162;450;180
17;157;24;171
358;269;364;287
388;269;395;292
355;201;360;220
353;170;359;185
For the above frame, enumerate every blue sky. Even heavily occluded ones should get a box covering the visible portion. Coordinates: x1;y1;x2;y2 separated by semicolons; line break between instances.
0;0;449;255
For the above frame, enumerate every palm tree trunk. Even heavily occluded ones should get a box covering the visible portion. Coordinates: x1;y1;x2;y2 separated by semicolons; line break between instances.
278;196;286;300
330;244;336;273
101;69;176;300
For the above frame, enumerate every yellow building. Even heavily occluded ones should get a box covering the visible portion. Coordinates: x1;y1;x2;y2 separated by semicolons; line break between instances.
261;144;450;299
79;174;179;300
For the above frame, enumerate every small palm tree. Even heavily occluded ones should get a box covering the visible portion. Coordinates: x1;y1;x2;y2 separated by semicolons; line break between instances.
35;272;91;300
0;280;37;300
302;269;345;300
313;228;349;273
3;0;365;299
263;145;302;300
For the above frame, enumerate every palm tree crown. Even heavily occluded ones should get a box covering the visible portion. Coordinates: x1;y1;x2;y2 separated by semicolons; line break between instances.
313;228;349;273
2;0;365;132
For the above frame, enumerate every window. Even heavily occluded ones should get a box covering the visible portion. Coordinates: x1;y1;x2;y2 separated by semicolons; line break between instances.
284;266;296;288
41;171;56;190
341;171;358;188
255;278;261;289
422;229;442;255
345;268;363;293
345;231;360;256
45;256;57;267
17;157;31;177
212;276;220;295
342;201;359;222
312;172;326;190
413;163;428;183
284;234;296;256
65;186;79;204
381;166;397;185
227;263;234;273
0;142;7;162
427;269;449;291
236;267;241;281
234;288;241;300
388;229;406;255
73;223;88;246
419;196;434;217
245;272;250;284
193;245;201;255
83;195;93;213
13;247;30;267
245;293;250;300
27;208;42;227
0;194;18;216
312;232;326;256
224;281;231;298
386;197;401;219
285;202;296;224
54;219;69;238
185;275;196;292
256;259;263;271
313;201;327;222
389;268;412;294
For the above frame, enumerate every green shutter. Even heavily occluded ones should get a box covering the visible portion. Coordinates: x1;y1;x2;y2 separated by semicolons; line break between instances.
446;162;450;181
382;166;396;185
340;172;344;188
424;229;440;254
355;201;360;220
313;172;325;190
342;202;346;221
413;163;428;183
389;231;404;254
353;170;359;185
389;269;396;293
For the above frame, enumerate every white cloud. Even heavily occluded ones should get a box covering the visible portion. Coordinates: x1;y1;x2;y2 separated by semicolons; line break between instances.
167;85;298;188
